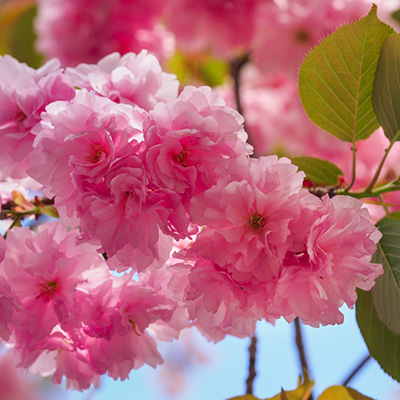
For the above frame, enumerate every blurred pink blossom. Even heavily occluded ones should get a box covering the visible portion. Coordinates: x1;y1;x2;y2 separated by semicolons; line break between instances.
35;0;171;66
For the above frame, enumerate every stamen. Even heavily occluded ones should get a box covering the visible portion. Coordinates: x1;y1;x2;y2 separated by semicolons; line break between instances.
247;212;266;231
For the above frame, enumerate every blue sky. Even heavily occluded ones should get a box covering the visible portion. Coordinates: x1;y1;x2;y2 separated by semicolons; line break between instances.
55;306;400;400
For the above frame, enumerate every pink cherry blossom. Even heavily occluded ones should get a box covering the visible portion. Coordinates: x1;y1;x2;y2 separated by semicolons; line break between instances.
28;89;146;222
168;259;261;342
252;0;372;78
165;0;264;58
189;155;305;280
77;154;189;272
269;195;383;327
0;222;110;345
0;55;74;179
66;51;179;111
0;354;43;400
145;86;251;204
35;0;170;66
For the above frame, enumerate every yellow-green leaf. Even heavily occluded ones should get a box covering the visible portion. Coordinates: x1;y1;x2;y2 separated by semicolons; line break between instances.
319;386;374;400
227;396;260;400
299;4;394;143
41;205;59;219
265;374;314;400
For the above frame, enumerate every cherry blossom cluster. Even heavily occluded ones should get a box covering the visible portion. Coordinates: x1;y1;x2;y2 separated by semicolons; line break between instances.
0;50;383;389
35;0;392;68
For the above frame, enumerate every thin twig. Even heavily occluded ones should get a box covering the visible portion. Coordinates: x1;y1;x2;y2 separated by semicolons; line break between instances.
294;318;313;400
342;354;371;387
246;334;257;394
229;53;255;151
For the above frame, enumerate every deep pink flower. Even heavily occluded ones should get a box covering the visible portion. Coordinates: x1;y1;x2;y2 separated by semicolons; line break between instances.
0;55;74;179
66;51;179;111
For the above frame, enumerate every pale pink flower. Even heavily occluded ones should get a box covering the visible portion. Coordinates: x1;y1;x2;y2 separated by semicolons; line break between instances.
166;0;263;58
35;0;169;66
252;0;372;78
145;86;251;204
66;51;179;111
270;195;383;327
0;55;74;179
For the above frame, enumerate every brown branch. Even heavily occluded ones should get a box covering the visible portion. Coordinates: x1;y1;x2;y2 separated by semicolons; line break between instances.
229;53;255;151
294;318;314;400
246;334;257;394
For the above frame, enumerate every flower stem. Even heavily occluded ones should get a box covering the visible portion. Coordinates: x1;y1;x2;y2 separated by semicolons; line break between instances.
365;132;400;192
3;215;21;239
341;181;400;199
346;143;357;191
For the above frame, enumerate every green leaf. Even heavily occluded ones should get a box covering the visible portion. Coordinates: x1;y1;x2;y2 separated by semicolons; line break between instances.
318;386;374;400
299;4;394;143
10;5;43;68
371;217;400;334
227;396;260;400
166;51;228;87
291;157;344;186
372;34;400;141
356;288;400;382
391;9;400;25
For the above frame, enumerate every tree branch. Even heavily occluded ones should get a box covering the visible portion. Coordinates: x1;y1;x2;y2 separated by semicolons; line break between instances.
246;334;257;394
229;52;254;151
294;318;313;400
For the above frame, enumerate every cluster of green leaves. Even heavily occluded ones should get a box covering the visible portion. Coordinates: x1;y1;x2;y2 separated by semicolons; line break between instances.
297;3;400;387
